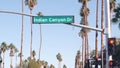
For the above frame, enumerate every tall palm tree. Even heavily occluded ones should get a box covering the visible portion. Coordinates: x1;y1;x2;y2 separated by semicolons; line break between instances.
84;0;90;62
78;29;85;68
95;0;99;68
95;0;99;59
1;42;8;68
78;0;90;67
44;61;48;68
50;64;55;68
63;64;67;68
110;0;116;18
75;51;81;68
15;47;19;68
8;43;16;68
37;12;43;61
101;0;105;67
0;46;2;68
110;0;116;31
23;59;28;68
56;53;62;68
41;60;45;68
32;50;36;60
25;0;37;59
20;0;24;68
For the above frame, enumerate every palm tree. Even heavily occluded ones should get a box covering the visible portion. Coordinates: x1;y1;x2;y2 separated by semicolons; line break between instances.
110;0;116;18
37;12;43;61
95;0;99;59
20;0;24;67
50;64;55;68
75;51;81;68
101;0;105;67
0;47;2;68
78;29;85;68
27;57;31;63
110;0;116;31
1;42;8;68
8;43;16;68
78;0;90;67
32;50;36;60
56;53;62;68
95;0;99;68
25;0;37;59
44;61;48;68
15;47;19;68
23;59;28;68
63;64;67;68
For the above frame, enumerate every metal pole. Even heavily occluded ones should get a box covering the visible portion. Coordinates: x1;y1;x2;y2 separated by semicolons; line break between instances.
0;10;33;17
67;23;104;32
0;10;105;33
105;0;111;68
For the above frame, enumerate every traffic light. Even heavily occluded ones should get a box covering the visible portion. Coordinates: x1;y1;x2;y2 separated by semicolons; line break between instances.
108;38;116;55
109;61;113;67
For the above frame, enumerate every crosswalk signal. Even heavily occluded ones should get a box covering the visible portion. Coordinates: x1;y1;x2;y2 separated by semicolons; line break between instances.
108;38;116;55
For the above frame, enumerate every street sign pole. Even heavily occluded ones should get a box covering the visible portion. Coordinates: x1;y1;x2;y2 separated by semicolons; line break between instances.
105;0;111;68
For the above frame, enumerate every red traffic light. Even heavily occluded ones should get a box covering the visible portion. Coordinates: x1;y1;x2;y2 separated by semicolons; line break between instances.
108;39;115;45
108;38;116;45
109;61;113;67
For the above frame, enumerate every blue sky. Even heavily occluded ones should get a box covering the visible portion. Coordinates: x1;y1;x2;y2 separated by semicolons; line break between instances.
0;0;120;68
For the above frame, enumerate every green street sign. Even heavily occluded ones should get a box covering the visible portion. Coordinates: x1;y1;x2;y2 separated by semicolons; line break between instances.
32;16;74;24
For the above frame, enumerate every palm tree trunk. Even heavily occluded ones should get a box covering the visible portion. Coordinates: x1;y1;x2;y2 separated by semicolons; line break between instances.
82;37;85;68
0;54;1;68
10;56;13;68
39;24;42;60
3;53;5;68
84;0;89;62
15;54;17;68
84;0;90;67
95;0;99;68
30;9;33;59
59;62;61;68
101;0;105;68
95;0;99;60
20;0;24;68
86;33;89;59
110;6;114;32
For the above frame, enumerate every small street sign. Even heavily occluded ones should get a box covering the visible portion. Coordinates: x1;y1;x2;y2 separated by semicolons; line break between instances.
32;16;74;24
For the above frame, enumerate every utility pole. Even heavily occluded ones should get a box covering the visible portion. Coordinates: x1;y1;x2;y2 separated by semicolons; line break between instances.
105;0;111;68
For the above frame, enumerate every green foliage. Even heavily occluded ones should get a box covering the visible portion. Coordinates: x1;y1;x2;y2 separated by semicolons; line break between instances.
8;43;19;57
50;64;55;68
32;50;36;58
25;0;37;10
1;42;8;53
37;12;43;16
28;59;41;68
63;64;67;68
16;59;41;68
56;53;62;62
112;3;120;29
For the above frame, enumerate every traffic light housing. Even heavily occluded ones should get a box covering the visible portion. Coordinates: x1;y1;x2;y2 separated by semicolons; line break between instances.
108;38;116;55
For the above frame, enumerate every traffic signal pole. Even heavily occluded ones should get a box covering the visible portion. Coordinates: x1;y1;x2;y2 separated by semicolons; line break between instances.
105;0;111;68
0;7;111;67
